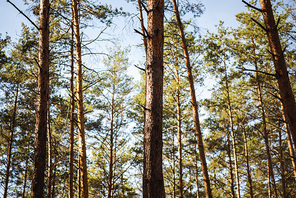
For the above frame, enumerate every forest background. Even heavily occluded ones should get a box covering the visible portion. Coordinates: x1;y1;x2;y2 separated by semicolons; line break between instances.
0;0;296;197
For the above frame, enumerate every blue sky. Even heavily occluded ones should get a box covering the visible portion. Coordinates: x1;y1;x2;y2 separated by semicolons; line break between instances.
0;0;249;84
0;0;248;40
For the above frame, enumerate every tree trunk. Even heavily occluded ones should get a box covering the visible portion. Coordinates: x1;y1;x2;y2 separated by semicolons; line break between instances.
259;0;296;150
143;0;165;197
242;122;254;198
3;83;19;198
108;80;115;198
31;0;50;197
47;103;52;198
224;60;240;198
255;62;278;198
72;0;88;197
176;67;183;198
137;0;147;54
172;134;176;198
278;121;286;198
171;0;212;197
194;143;200;198
281;103;296;182
226;130;235;198
22;156;29;198
68;12;75;198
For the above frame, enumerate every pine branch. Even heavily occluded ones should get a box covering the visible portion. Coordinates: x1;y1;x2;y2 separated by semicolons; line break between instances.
242;67;276;77
251;18;267;32
134;64;145;72
7;0;40;30
242;0;264;12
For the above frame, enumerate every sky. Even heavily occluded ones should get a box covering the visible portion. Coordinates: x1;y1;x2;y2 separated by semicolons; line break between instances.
0;0;249;89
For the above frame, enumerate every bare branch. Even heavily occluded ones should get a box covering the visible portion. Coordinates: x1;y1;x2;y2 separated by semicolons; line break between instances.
251;18;267;32
242;0;264;12
7;0;40;30
242;67;276;77
134;64;145;72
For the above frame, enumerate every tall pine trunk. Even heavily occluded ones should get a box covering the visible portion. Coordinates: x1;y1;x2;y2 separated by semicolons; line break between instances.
226;130;235;198
108;80;115;198
72;0;88;197
194;143;200;198
68;12;75;198
242;122;254;198
259;0;296;150
31;0;50;196
4;83;19;198
46;103;52;198
278;121;286;198
143;0;165;197
171;0;212;196
281;103;296;181
223;59;240;198
255;62;278;198
22;156;29;198
176;67;183;198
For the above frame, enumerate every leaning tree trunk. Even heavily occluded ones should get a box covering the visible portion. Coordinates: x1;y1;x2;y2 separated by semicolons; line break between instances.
281;103;296;182
72;0;88;197
258;0;296;150
31;0;50;197
143;0;165;197
171;0;212;197
68;8;75;198
4;83;19;198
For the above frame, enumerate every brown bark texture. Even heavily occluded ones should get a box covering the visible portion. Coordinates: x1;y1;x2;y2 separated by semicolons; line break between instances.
4;83;19;198
31;0;50;197
281;103;296;182
255;63;278;198
226;131;235;198
143;0;165;197
224;61;240;198
242;123;254;198
72;0;89;197
259;0;296;150
68;16;75;198
171;0;212;197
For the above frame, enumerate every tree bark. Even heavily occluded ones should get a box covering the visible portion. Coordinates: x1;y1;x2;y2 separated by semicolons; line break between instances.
108;76;115;198
259;0;296;150
68;12;75;198
22;156;29;198
226;130;235;198
171;0;212;197
46;103;52;198
242;122;254;198
176;67;183;198
72;0;88;197
223;59;240;198
143;0;165;197
278;121;286;198
194;143;200;198
281;103;296;182
31;0;50;197
4;83;19;198
254;60;278;198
